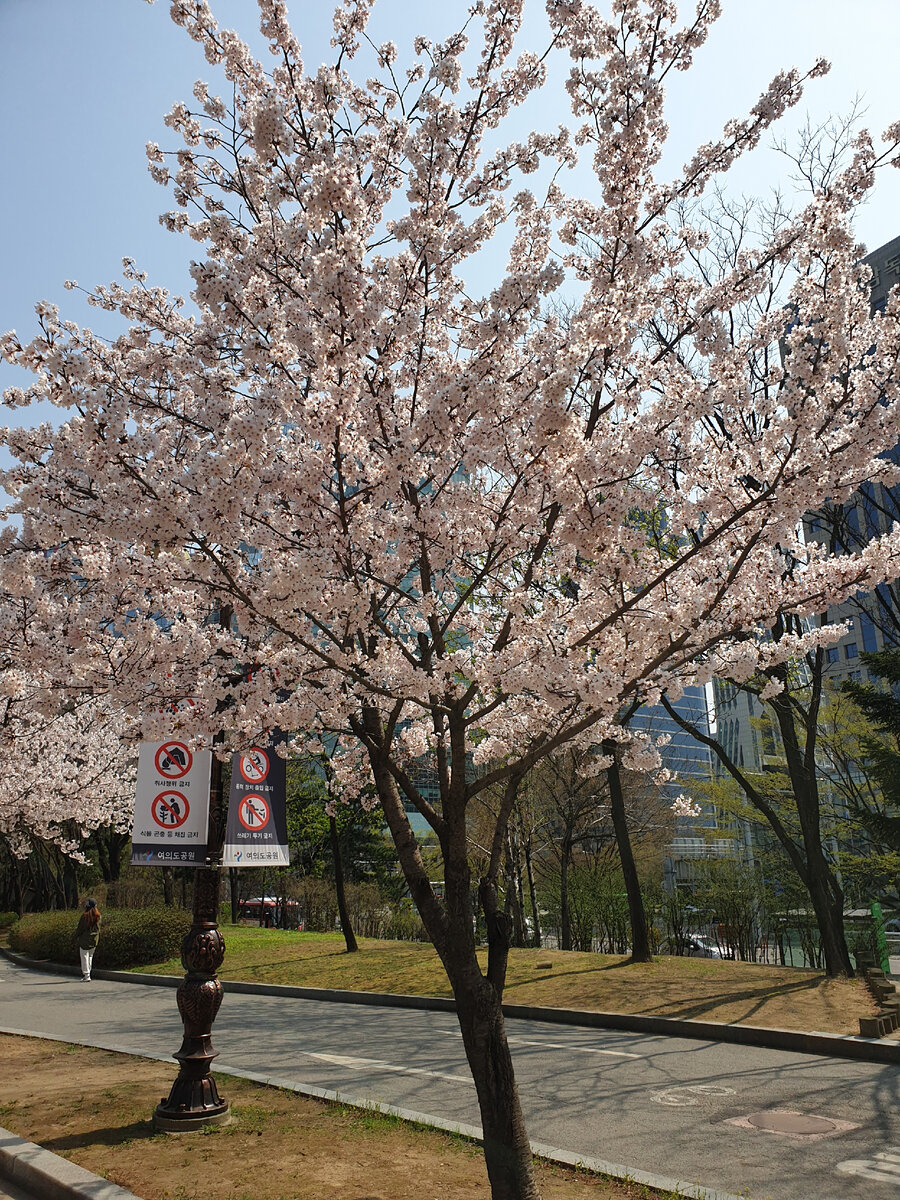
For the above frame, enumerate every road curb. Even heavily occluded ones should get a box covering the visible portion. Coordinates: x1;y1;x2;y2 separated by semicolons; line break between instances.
0;1032;743;1200
0;1127;141;1200
3;945;897;1064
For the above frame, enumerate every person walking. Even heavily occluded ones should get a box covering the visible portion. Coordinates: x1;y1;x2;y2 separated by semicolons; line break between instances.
75;899;101;981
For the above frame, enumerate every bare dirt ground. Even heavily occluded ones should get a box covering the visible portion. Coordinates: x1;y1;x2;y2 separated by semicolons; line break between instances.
138;931;878;1035
0;1036;681;1200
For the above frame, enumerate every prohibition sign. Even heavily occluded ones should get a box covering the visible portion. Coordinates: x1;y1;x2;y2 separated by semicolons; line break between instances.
239;748;270;784
152;790;190;829
238;793;270;831
155;741;193;780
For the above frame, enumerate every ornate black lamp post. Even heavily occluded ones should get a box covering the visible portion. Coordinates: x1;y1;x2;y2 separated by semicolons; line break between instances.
154;750;231;1131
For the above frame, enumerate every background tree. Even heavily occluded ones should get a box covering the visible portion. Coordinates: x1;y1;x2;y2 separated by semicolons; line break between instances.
839;649;900;884
527;747;609;951
663;608;862;974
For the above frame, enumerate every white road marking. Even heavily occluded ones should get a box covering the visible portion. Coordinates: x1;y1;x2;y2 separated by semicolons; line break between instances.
836;1148;900;1183
300;1050;471;1085
651;1085;735;1106
434;1028;639;1059
506;1036;640;1059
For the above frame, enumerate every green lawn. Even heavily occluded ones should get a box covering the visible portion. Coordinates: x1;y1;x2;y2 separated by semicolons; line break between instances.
132;926;875;1034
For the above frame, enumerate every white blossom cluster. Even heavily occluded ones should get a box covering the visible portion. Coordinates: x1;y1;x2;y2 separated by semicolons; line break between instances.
0;681;136;857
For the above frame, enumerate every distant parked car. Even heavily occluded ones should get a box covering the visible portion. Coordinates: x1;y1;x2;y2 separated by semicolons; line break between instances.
659;935;724;959
684;935;724;959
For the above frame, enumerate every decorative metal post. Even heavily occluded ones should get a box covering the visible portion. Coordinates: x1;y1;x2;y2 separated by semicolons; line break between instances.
154;748;231;1130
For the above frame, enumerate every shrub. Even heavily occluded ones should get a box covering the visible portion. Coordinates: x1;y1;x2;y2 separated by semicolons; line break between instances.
8;906;192;969
0;911;18;929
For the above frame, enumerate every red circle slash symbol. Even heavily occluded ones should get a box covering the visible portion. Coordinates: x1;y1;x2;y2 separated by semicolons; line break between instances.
238;793;270;831
239;748;269;784
155;741;193;779
152;791;190;829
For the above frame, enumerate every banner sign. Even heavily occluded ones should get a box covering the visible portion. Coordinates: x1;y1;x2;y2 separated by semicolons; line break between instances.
131;740;212;867
222;743;289;867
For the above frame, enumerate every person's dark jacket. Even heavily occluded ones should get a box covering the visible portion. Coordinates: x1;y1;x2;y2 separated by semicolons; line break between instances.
75;913;101;949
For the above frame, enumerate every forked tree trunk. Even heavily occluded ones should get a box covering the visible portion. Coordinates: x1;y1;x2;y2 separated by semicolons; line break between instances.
357;707;541;1200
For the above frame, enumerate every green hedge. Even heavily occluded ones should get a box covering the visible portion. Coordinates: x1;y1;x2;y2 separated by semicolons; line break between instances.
0;911;17;929
8;907;192;969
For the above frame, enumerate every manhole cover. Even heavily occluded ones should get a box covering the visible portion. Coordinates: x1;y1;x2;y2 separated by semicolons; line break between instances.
747;1111;837;1135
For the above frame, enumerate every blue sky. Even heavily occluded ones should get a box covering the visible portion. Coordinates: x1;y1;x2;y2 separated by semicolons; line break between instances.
2;0;899;417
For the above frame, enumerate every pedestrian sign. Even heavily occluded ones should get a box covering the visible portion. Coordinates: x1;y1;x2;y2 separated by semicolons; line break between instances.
131;741;211;868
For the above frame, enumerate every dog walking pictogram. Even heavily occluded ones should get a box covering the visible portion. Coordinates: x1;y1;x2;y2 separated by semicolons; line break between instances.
238;793;270;831
152;790;190;829
155;741;193;780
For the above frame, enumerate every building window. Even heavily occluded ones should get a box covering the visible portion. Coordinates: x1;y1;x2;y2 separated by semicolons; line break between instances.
845;643;859;659
827;647;840;663
861;612;878;653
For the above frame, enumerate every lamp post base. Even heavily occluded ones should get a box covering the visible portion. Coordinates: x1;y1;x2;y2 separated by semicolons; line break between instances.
154;1106;231;1133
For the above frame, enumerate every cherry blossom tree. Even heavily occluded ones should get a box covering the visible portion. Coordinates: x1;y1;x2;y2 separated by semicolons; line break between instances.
0;678;135;865
3;1;900;1195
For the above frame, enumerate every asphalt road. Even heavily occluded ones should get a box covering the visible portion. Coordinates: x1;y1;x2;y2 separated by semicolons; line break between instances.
2;957;899;1200
0;1179;33;1200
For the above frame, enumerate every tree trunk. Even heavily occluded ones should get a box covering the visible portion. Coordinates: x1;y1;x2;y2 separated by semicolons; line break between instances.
356;705;541;1200
14;855;24;917
523;839;541;949
108;832;128;882
161;866;175;907
559;834;572;951
62;854;79;909
769;688;853;977
504;833;527;949
804;847;853;976
229;867;239;924
93;829;111;883
330;815;358;953
604;745;652;963
454;969;541;1200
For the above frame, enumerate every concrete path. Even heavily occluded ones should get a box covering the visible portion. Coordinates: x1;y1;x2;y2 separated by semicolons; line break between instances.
2;956;899;1200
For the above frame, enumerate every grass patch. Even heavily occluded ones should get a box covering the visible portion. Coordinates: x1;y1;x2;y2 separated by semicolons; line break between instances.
131;927;875;1034
0;1034;681;1200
